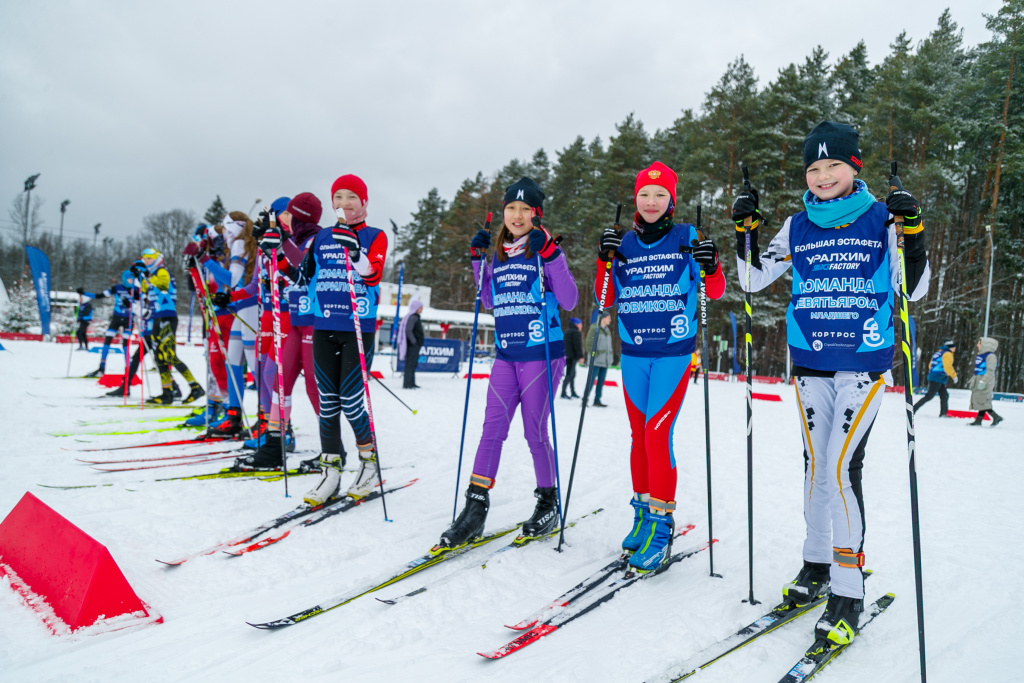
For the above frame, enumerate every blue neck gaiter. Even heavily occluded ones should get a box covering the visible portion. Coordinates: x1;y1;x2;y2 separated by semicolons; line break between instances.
802;179;876;229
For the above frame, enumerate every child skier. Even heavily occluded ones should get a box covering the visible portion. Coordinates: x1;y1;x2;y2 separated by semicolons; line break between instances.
74;291;93;350
913;339;957;417
595;162;725;572
732;121;930;647
437;177;578;551
281;176;388;505
81;275;134;377
136;248;205;404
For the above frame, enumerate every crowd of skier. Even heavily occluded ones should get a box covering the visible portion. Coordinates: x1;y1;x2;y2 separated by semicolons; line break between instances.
66;119;1010;660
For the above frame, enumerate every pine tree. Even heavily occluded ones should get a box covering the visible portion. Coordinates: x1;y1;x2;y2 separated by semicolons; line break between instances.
0;283;40;332
204;195;228;225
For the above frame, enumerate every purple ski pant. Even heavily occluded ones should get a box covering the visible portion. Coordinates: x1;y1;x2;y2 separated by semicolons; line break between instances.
472;357;565;488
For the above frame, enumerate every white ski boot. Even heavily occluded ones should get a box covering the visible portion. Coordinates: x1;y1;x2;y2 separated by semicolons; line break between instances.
346;446;380;500
304;453;344;506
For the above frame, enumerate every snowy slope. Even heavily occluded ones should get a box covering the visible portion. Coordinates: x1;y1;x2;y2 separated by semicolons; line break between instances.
0;339;1018;682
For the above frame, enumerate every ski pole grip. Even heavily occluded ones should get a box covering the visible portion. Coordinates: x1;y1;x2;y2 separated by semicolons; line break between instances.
888;161;904;232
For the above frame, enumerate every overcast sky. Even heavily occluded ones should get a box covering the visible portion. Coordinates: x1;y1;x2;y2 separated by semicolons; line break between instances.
0;0;1003;250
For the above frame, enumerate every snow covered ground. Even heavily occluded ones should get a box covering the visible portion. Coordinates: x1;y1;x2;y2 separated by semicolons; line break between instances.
0;339;1018;682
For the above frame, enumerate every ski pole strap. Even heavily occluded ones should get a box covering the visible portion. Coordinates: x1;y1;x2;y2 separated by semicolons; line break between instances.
470;473;495;489
833;547;865;568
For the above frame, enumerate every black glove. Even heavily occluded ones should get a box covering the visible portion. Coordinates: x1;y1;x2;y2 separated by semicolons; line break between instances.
598;228;622;262
528;229;558;260
76;287;85;295
332;226;360;261
691;238;720;274
886;188;922;229
469;229;491;260
211;291;232;308
254;210;271;239
734;224;761;267
731;188;761;225
260;228;282;257
130;259;146;277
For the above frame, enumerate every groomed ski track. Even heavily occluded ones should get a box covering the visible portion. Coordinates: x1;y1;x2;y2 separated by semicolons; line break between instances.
0;340;1017;681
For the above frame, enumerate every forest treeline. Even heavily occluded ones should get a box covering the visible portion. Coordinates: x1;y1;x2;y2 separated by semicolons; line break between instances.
3;5;1022;391
394;5;1024;392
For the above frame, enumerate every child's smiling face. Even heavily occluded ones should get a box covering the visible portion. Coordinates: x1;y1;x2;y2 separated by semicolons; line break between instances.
503;201;534;238
805;159;858;200
635;184;672;223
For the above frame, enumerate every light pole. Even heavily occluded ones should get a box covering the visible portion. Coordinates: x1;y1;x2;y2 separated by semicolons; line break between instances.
984;225;995;337
55;199;70;289
93;223;102;247
248;198;262;216
20;173;41;281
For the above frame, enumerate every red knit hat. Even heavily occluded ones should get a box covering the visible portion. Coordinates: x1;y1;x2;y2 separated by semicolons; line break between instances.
634;162;678;204
331;174;368;204
286;192;323;224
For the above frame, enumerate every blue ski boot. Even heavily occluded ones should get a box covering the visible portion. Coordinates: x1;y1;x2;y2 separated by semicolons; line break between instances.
621;494;650;554
184;402;224;428
628;500;675;573
243;417;268;449
284;425;296;452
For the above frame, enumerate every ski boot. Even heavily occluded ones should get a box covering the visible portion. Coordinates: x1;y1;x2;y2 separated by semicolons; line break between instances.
437;484;490;550
303;453;344;506
85;366;104;378
106;381;130;398
184;402;224;428
172;383;183;401
783;561;831;606
814;593;863;646
182;383;205;404
243;417;269;449
147;387;175;405
208;407;244;438
284;425;296;452
234;432;284;470
621;494;650;554
520;486;559;539
346;447;381;500
628;500;675;573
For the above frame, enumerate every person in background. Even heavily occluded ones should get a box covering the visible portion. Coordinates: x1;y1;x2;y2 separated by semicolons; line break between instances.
968;337;1003;427
400;300;424;389
913;339;957;417
591;310;613;407
74;289;93;350
691;348;701;385
561;317;583;399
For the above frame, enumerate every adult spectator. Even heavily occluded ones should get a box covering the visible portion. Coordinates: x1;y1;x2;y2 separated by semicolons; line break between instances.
399;300;424;389
591;311;613;407
968;337;1003;427
561;316;583;399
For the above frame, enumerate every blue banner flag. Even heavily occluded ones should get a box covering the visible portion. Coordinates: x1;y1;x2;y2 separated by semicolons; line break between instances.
25;245;52;337
396;338;463;374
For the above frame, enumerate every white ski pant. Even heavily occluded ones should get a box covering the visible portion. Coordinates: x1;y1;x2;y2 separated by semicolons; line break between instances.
793;371;888;599
228;306;258;370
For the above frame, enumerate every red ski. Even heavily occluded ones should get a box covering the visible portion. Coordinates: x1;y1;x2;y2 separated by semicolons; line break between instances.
68;435;239;452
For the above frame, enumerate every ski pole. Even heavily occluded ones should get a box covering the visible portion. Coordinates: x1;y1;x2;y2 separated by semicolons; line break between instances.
694;203;721;578
123;292;134;406
371;374;418;414
535;220;565;541
187;292;194;343
742;166;759;605
558;203;621;552
890;161;927;683
452;212;491;523
269;247;290;497
342;244;390;522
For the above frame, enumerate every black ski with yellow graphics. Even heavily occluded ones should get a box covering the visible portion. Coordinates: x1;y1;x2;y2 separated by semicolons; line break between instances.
247;523;524;629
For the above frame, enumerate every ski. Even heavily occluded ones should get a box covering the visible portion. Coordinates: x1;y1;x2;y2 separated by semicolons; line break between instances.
653;570;874;682
157;470;355;566
222;479;419;557
76;447;245;464
246;523;524;629
76;415;186;426
376;508;605;606
777;593;895;683
478;538;715;659
505;523;696;631
68;435;240;452
91;452;248;472
52;424;201;437
39;465;327;489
